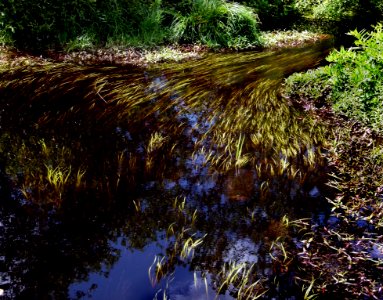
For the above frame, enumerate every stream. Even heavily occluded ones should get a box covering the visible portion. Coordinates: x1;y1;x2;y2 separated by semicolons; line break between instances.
0;39;334;299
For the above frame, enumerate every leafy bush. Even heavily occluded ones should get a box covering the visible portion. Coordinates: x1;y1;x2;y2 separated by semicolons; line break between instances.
326;24;383;129
284;67;331;100
169;0;262;48
285;23;383;132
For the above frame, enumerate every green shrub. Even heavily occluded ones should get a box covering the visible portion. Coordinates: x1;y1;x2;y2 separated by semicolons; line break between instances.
135;0;167;46
169;0;261;48
326;24;383;129
285;23;383;132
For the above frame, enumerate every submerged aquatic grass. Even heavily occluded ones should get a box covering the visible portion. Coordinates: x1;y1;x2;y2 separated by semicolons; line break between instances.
0;40;335;298
0;42;330;185
216;261;268;299
45;165;71;196
0;134;87;205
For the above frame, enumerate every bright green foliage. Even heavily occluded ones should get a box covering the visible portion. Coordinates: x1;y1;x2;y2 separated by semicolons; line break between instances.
285;23;383;132
312;0;358;19
326;24;383;129
169;0;261;48
1;0;383;50
294;0;382;21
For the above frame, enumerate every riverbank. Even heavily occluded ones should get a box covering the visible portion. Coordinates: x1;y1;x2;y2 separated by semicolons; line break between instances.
0;30;330;67
279;88;383;298
279;26;383;297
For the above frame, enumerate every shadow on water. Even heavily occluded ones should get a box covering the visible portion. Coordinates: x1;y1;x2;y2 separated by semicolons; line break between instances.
0;39;334;299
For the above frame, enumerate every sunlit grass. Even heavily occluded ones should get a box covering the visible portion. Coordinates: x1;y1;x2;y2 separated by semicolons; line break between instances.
216;261;268;300
148;199;206;286
45;165;71;195
0;134;87;205
143;47;201;64
147;132;169;153
262;30;330;48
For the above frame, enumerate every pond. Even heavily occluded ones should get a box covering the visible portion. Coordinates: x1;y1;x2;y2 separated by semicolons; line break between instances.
0;39;334;299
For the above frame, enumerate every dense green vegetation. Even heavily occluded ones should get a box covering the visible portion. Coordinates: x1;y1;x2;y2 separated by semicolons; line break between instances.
294;0;383;21
285;23;383;132
167;0;261;48
0;0;263;50
1;0;382;51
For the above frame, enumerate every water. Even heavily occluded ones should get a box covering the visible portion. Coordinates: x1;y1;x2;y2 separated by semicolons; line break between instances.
0;39;334;299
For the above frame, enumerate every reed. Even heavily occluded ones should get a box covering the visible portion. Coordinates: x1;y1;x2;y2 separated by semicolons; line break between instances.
149;255;167;286
216;260;268;299
46;165;71;193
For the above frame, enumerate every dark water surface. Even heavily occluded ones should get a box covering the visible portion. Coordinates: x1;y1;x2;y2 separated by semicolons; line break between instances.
0;40;333;299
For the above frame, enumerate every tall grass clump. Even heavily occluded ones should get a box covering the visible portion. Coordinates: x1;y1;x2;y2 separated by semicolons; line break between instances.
138;0;167;46
169;0;261;48
106;0;167;47
285;23;383;132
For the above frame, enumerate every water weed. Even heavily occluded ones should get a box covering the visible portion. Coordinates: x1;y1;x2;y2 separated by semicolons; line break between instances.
216;261;268;299
46;165;71;194
0;41;336;298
